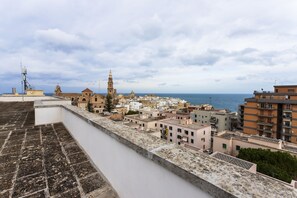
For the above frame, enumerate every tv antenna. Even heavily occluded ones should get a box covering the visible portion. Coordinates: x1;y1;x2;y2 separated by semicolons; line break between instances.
21;65;32;93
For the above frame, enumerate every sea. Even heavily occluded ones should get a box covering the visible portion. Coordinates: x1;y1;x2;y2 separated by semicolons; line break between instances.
47;92;251;112
137;94;251;112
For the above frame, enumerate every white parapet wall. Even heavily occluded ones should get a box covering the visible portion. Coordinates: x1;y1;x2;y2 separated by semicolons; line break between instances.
34;102;297;198
0;95;62;102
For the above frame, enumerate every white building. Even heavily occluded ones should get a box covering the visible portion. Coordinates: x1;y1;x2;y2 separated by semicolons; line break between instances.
157;118;211;151
190;110;232;135
129;101;143;111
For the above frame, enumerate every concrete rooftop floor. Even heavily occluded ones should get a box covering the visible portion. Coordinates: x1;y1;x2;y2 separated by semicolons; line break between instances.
0;102;117;198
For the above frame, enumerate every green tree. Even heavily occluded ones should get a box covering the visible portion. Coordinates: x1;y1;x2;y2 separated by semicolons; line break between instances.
104;94;114;112
125;110;139;115
87;100;93;112
237;148;297;183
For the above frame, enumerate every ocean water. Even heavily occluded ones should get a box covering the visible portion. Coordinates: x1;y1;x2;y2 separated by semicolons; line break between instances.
47;93;251;112
137;93;252;112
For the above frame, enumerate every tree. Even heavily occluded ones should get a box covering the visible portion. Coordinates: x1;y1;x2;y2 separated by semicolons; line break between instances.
87;100;93;112
237;148;297;183
125;110;139;115
104;94;114;113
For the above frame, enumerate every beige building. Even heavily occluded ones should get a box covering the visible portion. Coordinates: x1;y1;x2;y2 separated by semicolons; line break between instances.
213;131;297;157
26;90;44;96
55;86;105;113
124;114;164;131
157;118;211;151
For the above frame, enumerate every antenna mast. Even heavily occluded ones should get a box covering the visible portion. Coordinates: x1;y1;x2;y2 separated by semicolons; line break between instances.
21;66;28;93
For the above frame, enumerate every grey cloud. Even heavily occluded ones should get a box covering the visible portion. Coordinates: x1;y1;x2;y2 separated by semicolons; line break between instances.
236;76;247;81
181;53;221;66
158;83;167;86
155;47;174;58
139;60;152;66
35;29;90;53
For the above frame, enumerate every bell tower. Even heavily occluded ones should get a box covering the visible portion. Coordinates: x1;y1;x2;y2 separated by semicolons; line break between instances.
107;70;114;96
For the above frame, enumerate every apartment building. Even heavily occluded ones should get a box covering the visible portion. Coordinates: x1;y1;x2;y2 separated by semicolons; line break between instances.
190;110;232;135
157;118;211;151
237;104;244;131
243;85;297;144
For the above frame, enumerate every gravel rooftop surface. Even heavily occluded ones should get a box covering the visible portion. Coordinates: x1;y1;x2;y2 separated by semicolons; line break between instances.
0;102;117;198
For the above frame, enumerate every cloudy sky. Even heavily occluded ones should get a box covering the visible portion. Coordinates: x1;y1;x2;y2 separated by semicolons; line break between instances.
1;0;297;94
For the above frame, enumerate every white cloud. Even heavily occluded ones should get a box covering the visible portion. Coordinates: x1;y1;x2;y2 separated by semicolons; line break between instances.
1;0;297;94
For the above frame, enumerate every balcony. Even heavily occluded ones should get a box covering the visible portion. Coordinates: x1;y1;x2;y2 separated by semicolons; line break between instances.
1;96;296;197
263;129;274;134
283;116;292;121
258;114;274;118
257;121;274;127
283;132;293;136
283;124;292;128
257;106;275;111
283;108;293;112
209;117;218;124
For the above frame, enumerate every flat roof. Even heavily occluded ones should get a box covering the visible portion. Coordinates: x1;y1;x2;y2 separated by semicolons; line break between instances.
284;145;297;153
249;135;280;144
159;119;210;130
274;85;297;88
211;152;255;170
125;114;165;122
219;132;249;141
0;102;117;197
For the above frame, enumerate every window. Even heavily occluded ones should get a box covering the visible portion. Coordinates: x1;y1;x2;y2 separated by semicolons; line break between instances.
169;126;172;130
178;142;181;145
143;124;145;127
201;138;205;142
170;133;172;137
195;119;197;122
222;143;227;149
170;139;172;142
275;89;278;93
195;114;197;118
236;145;240;151
177;128;181;132
288;89;295;93
191;139;194;144
203;131;205;135
191;132;194;136
95;98;97;102
160;124;163;127
203;145;205;150
177;135;181;139
155;123;157;127
185;130;188;135
202;121;204;123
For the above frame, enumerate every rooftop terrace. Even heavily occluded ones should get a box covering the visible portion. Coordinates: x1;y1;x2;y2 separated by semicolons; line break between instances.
160;119;210;130
0;102;116;198
1;97;297;198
